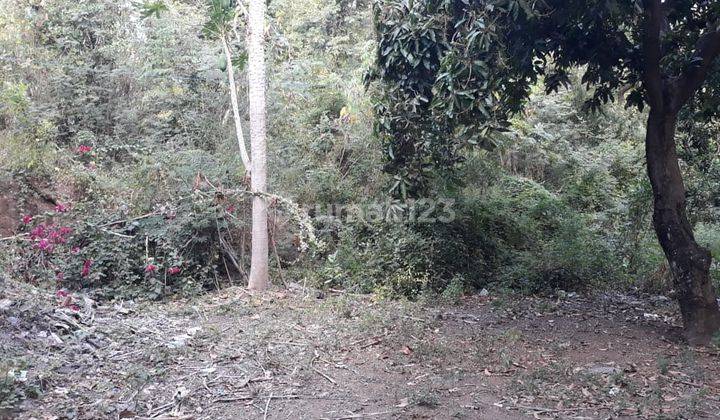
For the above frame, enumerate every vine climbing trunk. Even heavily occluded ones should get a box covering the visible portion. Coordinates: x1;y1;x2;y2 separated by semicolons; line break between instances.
222;35;251;171
247;0;269;291
645;109;720;345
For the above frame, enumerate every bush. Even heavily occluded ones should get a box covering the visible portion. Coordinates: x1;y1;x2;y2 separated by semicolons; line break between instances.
499;216;621;292
460;175;624;292
440;274;467;303
312;172;626;298
5;190;252;300
318;221;441;297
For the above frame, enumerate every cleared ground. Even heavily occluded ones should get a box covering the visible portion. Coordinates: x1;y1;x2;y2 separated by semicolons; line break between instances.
2;280;720;419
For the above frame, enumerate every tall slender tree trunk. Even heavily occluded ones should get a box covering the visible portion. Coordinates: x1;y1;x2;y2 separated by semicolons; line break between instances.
247;0;269;291
645;109;720;344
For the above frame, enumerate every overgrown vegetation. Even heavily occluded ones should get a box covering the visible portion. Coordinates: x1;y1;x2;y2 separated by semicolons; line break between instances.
1;0;719;303
5;1;720;417
369;0;720;343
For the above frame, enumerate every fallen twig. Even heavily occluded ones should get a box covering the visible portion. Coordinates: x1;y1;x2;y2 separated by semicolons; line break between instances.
213;395;253;403
263;393;273;420
660;374;720;390
359;337;384;349
325;410;397;419
269;340;307;347
312;366;337;385
148;401;175;418
100;228;135;238
0;232;29;242
513;404;609;414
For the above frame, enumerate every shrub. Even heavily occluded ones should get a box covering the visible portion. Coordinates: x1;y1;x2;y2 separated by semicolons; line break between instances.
460;175;623;292
499;216;621;293
311;170;628;297
318;221;440;296
5;191;252;299
440;274;467;303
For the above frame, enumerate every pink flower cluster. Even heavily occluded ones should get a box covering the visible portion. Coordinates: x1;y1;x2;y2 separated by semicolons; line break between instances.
30;224;73;253
81;260;92;277
144;264;181;275
76;145;93;155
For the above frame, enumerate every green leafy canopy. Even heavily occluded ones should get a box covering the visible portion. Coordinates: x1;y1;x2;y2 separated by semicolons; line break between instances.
203;0;238;38
370;0;720;193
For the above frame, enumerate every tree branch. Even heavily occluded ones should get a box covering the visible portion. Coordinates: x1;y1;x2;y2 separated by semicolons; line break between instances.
641;0;665;110
673;22;720;112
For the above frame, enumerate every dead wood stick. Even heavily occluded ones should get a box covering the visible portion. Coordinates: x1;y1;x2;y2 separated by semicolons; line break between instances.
514;404;608;414
148;401;175;417
311;366;337;385
660;374;720;390
213;395;253;403
327;410;396;419
100;228;135;238
0;233;29;242
269;340;307;346
348;334;385;347
263;393;273;420
359;338;383;349
214;394;305;403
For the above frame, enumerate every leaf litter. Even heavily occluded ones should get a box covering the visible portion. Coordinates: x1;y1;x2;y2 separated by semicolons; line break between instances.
2;280;720;419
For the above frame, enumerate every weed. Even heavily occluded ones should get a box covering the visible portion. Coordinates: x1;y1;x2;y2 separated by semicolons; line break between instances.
410;389;440;408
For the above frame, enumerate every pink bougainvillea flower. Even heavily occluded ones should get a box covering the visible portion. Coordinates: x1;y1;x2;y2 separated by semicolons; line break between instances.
69;304;80;312
48;231;61;243
56;289;68;298
54;203;69;213
167;266;181;275
226;205;236;214
71;246;81;254
56;227;73;242
36;238;53;252
56;272;64;282
81;259;92;277
76;145;92;155
29;224;46;239
145;263;157;273
21;214;33;224
52;227;71;243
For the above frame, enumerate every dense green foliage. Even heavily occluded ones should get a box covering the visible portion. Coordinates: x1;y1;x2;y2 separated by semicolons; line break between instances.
367;0;720;301
369;0;720;189
1;0;719;300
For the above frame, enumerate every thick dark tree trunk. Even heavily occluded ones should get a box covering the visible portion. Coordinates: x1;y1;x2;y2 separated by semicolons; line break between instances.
645;110;720;345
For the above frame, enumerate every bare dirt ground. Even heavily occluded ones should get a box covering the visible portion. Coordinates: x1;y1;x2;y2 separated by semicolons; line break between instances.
2;279;720;419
